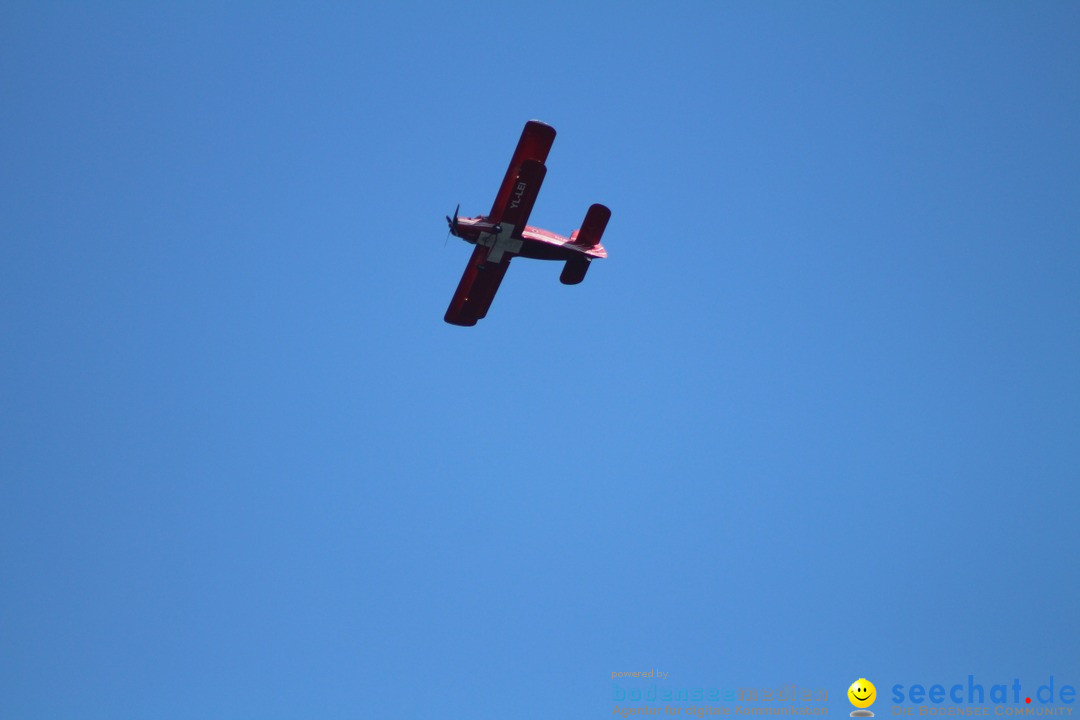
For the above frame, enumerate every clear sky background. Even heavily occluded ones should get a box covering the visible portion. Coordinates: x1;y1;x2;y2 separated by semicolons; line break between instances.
2;2;1078;718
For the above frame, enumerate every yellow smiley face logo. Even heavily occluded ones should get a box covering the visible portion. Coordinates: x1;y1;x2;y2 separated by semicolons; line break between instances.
848;679;876;708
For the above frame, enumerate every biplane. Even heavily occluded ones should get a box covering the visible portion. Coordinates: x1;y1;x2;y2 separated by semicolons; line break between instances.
443;120;610;326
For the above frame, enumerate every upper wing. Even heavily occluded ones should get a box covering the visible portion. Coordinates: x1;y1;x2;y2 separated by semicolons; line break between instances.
444;246;512;326
489;121;556;222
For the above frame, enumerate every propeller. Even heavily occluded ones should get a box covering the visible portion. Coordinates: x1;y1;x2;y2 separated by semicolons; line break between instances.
445;204;460;236
443;203;460;248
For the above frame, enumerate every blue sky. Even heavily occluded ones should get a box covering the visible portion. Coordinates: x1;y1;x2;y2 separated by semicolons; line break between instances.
2;2;1078;718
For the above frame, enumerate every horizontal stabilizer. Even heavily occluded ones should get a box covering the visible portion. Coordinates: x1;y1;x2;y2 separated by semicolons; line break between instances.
560;256;590;285
573;203;611;247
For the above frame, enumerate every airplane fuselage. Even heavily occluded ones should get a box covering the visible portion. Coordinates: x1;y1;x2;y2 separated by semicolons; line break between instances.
449;216;606;263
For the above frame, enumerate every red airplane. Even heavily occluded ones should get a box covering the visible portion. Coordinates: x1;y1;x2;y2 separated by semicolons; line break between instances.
443;120;611;326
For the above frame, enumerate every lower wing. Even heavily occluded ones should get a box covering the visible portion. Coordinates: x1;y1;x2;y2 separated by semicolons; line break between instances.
444;246;512;326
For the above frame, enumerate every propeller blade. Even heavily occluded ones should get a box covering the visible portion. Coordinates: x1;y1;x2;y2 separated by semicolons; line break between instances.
445;203;461;247
446;203;461;235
